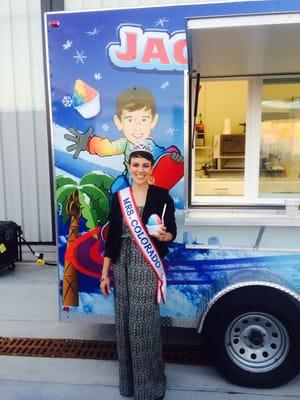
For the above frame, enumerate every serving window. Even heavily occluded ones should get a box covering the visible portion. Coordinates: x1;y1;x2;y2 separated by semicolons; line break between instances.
191;79;248;200
190;76;300;206
186;12;300;208
259;79;300;198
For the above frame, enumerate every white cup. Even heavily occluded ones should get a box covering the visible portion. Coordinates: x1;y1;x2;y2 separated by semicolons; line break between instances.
146;224;163;236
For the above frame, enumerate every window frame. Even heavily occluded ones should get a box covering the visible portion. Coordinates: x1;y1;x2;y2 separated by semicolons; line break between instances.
188;74;300;210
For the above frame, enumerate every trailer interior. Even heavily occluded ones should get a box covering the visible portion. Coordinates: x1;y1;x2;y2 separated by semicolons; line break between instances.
186;12;300;208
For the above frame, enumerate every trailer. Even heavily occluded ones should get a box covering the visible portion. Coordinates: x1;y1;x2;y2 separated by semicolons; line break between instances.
45;0;300;388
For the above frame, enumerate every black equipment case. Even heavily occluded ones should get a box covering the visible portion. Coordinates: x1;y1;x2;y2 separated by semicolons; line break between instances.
0;221;21;271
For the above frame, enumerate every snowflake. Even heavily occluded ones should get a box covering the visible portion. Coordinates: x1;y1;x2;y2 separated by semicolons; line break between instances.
173;196;180;204
166;127;178;136
160;81;170;89
94;72;102;80
102;124;109;132
86;27;102;36
73;50;87;64
154;17;169;28
63;40;72;50
62;96;73;107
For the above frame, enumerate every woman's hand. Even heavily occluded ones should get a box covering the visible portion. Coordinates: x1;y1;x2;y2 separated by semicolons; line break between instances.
100;277;111;297
153;225;173;242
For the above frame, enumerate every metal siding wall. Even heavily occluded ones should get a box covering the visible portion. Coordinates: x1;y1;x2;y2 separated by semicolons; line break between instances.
0;0;53;242
63;0;195;10
64;0;258;10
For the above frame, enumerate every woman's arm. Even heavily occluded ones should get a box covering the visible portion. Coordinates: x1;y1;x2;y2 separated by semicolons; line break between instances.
162;193;177;241
100;256;112;296
103;193;120;261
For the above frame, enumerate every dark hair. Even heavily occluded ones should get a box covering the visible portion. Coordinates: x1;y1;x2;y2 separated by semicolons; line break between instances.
129;150;154;166
116;87;156;118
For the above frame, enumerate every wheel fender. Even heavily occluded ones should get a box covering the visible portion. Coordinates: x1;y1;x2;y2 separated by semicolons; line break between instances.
198;281;300;335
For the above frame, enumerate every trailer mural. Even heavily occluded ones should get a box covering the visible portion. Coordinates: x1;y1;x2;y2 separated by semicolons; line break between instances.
46;1;300;326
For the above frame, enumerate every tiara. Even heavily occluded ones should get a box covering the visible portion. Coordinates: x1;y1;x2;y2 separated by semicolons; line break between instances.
130;142;153;155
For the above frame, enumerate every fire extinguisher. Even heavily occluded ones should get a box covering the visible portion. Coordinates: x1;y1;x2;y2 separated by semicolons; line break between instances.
196;113;205;133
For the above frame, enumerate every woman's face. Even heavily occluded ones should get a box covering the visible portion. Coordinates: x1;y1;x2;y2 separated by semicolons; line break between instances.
129;156;153;185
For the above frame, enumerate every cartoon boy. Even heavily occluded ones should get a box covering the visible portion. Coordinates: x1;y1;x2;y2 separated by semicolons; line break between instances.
65;86;183;193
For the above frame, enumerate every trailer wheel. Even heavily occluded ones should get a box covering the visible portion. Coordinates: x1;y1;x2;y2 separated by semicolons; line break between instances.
205;287;300;388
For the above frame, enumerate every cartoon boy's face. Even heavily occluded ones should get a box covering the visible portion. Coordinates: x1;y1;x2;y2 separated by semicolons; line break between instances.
114;107;158;144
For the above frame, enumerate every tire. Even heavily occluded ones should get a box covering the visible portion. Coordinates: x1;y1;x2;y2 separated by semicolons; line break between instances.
204;286;300;388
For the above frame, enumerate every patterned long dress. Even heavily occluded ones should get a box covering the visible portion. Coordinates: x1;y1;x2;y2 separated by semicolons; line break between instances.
113;207;166;400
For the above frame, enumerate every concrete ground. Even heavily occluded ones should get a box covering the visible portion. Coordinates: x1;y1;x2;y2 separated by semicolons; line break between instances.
0;258;299;399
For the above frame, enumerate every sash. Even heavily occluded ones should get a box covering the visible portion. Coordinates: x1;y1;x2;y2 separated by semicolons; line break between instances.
118;187;167;304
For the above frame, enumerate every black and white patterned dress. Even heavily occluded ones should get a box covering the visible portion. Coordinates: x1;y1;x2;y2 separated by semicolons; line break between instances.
113;207;166;400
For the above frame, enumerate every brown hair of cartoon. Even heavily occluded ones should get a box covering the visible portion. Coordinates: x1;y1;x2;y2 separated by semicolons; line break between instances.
115;86;156;118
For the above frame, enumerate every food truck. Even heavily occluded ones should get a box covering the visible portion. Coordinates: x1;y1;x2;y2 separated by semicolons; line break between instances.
45;0;300;388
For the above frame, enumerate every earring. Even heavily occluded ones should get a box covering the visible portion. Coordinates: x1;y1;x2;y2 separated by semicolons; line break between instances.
148;175;155;185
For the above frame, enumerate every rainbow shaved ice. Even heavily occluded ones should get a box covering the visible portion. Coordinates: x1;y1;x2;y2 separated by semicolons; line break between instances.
72;79;100;118
146;214;162;236
147;214;162;226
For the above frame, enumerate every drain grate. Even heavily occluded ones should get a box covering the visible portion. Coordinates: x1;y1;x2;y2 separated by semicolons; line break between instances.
164;343;207;365
0;337;207;365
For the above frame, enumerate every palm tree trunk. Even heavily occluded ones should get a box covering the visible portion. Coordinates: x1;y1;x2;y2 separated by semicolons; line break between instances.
63;191;80;306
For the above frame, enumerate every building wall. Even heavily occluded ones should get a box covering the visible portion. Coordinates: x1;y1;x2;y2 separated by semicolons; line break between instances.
64;0;200;11
0;0;53;242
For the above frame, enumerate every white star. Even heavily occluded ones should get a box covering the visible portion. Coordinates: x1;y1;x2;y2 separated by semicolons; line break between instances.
94;72;102;80
73;50;87;64
173;196;180;204
166;127;178;136
63;40;72;50
102;124;109;132
160;81;170;90
154;17;169;28
86;27;101;36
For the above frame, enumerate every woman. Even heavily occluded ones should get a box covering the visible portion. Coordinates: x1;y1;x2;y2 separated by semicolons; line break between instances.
100;143;176;400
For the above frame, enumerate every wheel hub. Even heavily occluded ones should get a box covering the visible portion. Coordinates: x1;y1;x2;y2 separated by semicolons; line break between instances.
225;312;289;373
245;326;266;348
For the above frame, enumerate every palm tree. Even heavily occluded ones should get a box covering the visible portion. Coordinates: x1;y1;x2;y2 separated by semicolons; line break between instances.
56;171;113;306
63;189;81;306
